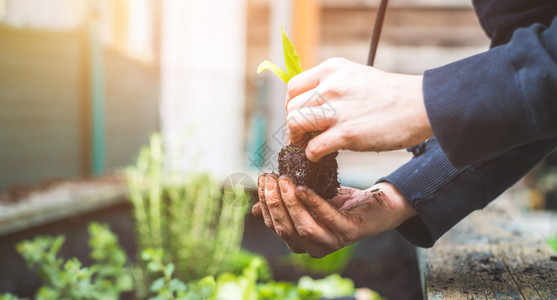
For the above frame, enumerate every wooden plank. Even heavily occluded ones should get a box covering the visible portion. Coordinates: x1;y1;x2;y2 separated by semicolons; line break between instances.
0;181;127;236
419;196;557;299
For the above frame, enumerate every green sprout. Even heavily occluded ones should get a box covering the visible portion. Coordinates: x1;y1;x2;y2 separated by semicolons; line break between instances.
257;26;303;84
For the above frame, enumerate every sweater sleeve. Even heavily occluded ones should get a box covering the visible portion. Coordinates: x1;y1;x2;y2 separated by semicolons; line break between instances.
424;16;557;169
378;137;557;248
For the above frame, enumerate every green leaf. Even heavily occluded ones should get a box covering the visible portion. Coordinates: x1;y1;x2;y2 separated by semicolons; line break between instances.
147;261;160;273
281;26;303;78
198;276;216;297
141;249;153;261
169;279;187;292
49;236;65;256
256;26;303;84
150;277;165;292
298;274;355;298
257;60;290;83
164;263;175;277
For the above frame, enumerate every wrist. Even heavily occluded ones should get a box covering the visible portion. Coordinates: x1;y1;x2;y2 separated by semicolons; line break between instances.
379;72;433;150
413;75;433;140
403;74;433;146
370;182;416;229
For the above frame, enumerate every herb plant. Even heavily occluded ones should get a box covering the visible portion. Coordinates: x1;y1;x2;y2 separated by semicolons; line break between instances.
4;224;369;300
141;248;188;300
12;222;131;300
290;243;357;275
126;133;248;283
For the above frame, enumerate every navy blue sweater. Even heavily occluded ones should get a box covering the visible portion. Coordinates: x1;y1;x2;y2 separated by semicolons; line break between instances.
379;0;557;247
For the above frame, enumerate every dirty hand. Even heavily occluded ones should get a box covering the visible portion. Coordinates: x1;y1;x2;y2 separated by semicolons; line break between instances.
285;57;433;162
252;174;416;257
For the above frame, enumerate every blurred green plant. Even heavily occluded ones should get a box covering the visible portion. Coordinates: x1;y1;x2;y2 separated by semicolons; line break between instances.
141;248;189;300
290;243;357;275
298;274;355;299
140;250;356;300
126;133;248;283
0;294;26;300
11;222;131;300
228;249;272;282
548;234;557;252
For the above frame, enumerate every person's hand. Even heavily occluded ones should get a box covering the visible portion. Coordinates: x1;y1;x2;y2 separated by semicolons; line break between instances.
251;173;416;257
285;57;433;162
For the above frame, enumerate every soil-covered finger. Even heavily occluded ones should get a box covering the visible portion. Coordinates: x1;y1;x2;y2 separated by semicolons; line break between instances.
258;174;274;230
251;202;263;218
264;174;299;244
295;186;344;231
278;176;330;243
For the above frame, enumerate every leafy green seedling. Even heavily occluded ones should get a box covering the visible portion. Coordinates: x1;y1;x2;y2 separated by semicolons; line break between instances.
256;27;340;200
257;26;303;84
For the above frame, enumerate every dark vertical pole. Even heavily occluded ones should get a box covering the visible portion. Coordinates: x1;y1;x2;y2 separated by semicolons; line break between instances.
367;0;388;66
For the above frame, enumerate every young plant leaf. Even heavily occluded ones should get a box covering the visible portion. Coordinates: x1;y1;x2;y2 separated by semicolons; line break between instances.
257;60;290;83
256;26;304;84
281;26;303;78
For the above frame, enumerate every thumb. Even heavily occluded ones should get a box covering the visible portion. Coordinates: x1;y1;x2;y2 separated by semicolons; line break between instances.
251;202;263;219
305;128;344;162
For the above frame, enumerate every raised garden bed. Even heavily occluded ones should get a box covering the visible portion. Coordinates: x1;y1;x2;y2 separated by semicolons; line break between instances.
0;177;421;299
0;175;127;236
419;193;557;298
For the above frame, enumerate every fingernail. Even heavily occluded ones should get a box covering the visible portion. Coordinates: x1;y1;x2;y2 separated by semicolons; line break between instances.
279;179;290;193
296;187;307;200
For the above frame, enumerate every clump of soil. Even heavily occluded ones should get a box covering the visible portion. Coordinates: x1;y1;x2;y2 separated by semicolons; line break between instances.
278;144;340;200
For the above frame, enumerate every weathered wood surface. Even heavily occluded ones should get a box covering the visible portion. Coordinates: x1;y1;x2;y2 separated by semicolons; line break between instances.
419;196;557;299
0;181;127;236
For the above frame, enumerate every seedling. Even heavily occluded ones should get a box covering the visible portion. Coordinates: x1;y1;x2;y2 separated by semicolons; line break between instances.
257;27;340;199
